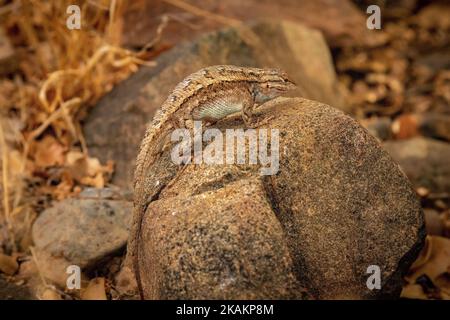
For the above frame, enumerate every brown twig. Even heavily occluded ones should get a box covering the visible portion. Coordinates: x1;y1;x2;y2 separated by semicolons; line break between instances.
162;0;241;26
28;97;82;143
137;14;170;55
161;0;273;63
87;0;110;11
0;121;16;251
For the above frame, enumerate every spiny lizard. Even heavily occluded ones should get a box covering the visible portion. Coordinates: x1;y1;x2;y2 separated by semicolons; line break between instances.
130;65;296;298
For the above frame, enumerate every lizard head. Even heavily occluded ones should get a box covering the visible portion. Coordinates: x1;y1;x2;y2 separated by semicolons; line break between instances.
252;69;296;104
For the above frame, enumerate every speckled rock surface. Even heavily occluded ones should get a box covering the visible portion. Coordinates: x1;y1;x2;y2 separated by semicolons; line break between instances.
135;97;425;299
140;179;306;299
32;188;132;270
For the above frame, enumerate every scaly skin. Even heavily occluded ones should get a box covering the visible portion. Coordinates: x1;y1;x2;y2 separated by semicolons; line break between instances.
130;65;296;299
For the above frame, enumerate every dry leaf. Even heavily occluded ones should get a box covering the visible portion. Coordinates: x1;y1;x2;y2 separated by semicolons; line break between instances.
401;284;428;300
85;157;103;177
53;171;75;200
434;273;450;298
404;236;450;299
0;252;19;275
80;173;105;188
33;135;66;168
40;288;62;300
407;236;450;281
81;277;107;300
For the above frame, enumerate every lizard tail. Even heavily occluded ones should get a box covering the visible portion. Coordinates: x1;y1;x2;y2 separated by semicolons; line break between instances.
131;120;174;299
133;178;166;299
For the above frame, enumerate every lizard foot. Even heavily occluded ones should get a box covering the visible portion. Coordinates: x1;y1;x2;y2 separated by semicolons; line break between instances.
247;115;275;128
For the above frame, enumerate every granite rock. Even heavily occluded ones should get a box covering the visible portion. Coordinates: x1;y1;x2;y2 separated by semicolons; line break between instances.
135;98;425;299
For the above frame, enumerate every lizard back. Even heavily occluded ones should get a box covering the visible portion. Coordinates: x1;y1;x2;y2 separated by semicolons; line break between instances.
134;65;284;187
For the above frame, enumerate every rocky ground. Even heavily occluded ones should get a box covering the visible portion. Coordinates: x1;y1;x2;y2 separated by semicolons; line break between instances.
0;0;449;300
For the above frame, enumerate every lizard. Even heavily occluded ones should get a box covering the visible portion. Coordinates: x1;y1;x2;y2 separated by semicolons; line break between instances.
129;65;296;299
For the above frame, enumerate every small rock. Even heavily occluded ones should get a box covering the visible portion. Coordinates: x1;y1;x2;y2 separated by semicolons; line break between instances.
360;117;393;141
32;189;132;270
383;137;450;194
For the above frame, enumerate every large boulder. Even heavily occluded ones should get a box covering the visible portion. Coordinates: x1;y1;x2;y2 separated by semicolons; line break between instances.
134;98;425;299
84;20;347;188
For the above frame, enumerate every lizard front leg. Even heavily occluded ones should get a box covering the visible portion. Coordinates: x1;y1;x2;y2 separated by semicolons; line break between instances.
242;98;274;128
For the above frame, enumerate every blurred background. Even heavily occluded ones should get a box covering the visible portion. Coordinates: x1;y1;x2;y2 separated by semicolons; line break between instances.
0;0;449;299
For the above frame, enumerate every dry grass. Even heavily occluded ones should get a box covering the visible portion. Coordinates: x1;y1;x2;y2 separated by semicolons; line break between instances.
0;0;157;252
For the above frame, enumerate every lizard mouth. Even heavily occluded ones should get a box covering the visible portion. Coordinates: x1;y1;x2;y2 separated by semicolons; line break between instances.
283;78;297;90
272;81;297;93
